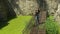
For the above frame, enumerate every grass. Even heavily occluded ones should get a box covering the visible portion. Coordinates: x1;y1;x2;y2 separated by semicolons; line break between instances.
0;16;33;34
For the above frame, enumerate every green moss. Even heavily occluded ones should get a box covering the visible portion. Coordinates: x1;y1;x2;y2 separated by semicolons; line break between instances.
0;16;32;34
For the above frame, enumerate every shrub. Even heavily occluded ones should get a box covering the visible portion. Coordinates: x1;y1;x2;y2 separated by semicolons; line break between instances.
46;16;58;34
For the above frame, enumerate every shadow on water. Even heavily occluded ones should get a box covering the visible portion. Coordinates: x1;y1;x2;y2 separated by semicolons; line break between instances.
0;0;22;29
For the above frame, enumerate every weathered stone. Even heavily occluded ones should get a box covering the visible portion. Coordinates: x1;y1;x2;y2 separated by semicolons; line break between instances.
0;0;7;22
2;0;60;23
46;0;58;16
45;0;60;23
8;0;39;15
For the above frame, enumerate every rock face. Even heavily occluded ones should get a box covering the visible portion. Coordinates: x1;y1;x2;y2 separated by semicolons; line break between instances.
0;0;60;22
46;0;60;22
54;2;60;22
0;0;16;22
0;0;8;22
8;0;39;15
46;0;58;16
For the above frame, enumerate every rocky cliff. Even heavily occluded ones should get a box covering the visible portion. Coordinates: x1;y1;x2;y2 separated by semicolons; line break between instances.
46;0;60;22
8;0;39;15
0;0;8;22
0;0;60;22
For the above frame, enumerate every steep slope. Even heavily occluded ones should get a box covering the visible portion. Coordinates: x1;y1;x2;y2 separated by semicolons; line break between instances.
0;16;32;34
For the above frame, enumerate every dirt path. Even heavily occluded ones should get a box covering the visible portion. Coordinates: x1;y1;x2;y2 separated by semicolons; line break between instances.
30;9;46;34
30;25;46;34
30;26;37;34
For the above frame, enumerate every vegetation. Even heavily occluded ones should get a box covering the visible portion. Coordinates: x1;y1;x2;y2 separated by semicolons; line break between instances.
0;16;33;34
46;16;58;34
